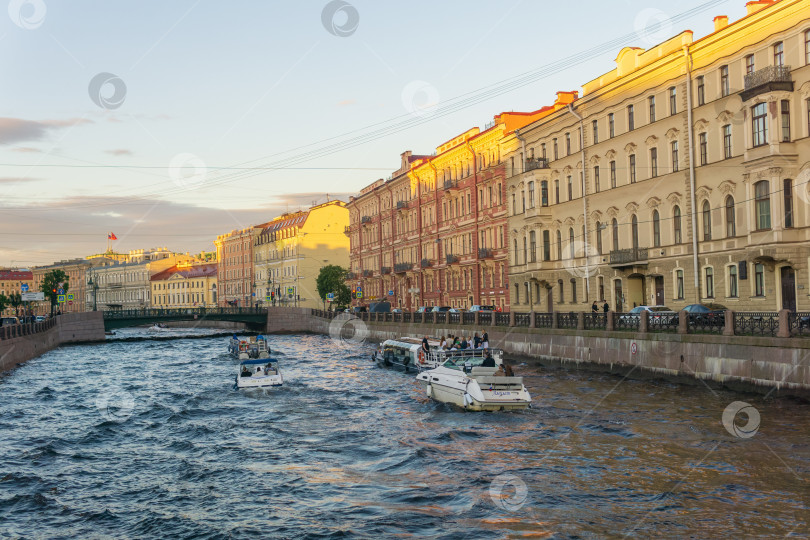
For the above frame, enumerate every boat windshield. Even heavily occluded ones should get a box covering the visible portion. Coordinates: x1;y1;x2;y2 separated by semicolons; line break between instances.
442;356;490;370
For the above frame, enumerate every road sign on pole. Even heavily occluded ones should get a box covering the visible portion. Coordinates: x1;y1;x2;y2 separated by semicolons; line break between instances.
21;284;28;292
57;294;66;303
21;292;44;301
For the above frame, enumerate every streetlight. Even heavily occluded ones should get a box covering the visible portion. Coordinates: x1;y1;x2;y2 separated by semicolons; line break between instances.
87;270;98;311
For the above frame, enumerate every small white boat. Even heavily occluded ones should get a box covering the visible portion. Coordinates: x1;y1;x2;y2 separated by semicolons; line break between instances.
416;354;531;412
235;359;283;389
228;335;270;360
147;323;168;332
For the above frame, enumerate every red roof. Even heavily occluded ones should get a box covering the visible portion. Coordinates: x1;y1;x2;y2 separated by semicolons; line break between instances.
150;264;217;281
0;270;33;281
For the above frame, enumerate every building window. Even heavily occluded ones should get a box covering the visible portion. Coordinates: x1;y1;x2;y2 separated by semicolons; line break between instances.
774;41;784;66
569;228;575;259
627;105;635;131
650;148;658;178
784;178;793;228
629;154;636;183
676;269;684;299
669;87;677;115
697;76;705;106
699;132;708;165
558;279;564;303
541;143;546;159
745;54;755;74
631;215;639;249
571;279;577;304
720;65;729;96
781;100;790;142
671;141;679;172
592;120;598;144
755;180;771;230
565;133;571;155
806;29;810;65
528;181;535;208
725;196;736;237
608;113;615;138
554;180;560;204
541;180;548;207
702;200;712;241
529;231;536;262
556;230;562;260
567;176;573;200
599;276;605;301
553;138;558;160
728;265;738;298
673;206;682;244
543;230;550;261
752;103;768;147
594;166;600;193
609;160;617;189
612;218;619;250
652;210;661;247
755;263;765;296
513;239;518;264
705;267;714;298
723;124;733;158
648;95;656;122
596;221;603;255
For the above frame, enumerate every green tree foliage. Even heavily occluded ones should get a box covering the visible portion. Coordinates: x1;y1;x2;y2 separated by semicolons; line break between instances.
0;293;9;316
316;265;351;308
41;269;69;315
8;292;22;316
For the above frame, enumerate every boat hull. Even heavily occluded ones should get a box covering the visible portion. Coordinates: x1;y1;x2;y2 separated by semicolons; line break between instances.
373;353;421;373
237;374;283;388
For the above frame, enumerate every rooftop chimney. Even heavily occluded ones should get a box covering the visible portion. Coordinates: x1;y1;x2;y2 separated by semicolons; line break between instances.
745;0;774;16
713;15;728;31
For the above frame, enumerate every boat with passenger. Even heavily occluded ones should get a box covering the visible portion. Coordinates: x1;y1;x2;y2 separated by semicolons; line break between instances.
415;351;531;411
372;337;505;373
235;358;283;389
228;335;270;360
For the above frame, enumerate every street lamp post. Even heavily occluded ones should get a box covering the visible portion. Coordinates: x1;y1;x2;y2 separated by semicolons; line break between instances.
87;271;98;311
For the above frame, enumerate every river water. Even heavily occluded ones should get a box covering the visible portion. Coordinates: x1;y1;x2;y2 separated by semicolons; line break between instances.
0;329;808;538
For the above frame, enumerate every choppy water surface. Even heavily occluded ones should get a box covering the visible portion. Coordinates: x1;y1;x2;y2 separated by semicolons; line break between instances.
1;331;808;538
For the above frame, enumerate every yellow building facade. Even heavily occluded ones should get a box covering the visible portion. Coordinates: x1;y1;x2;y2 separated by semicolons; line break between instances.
253;200;349;309
505;0;810;312
150;262;218;308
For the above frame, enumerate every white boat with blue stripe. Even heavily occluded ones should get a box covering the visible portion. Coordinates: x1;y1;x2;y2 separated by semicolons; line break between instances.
235;358;283;389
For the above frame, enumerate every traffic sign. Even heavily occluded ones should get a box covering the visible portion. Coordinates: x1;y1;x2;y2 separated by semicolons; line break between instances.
21;292;44;301
356;286;362;292
21;284;28;292
287;287;294;295
388;290;394;296
57;294;66;303
68;300;73;306
266;296;271;301
356;292;362;299
67;294;74;301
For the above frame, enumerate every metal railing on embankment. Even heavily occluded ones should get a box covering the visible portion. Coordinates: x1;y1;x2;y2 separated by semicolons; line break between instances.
308;308;810;340
0;316;58;340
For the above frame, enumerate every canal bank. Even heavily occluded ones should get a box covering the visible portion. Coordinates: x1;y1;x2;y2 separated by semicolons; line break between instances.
265;308;810;399
0;312;105;375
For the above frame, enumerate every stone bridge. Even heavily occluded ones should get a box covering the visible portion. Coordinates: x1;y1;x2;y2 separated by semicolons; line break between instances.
102;307;269;331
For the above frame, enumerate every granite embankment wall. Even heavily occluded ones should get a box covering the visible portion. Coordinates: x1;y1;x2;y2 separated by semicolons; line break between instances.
0;312;105;374
264;307;810;398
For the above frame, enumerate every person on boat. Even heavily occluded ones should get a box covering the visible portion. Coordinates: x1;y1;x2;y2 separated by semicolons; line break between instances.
440;335;447;349
256;366;262;374
473;332;481;349
482;349;496;367
482;331;489;348
421;336;430;354
504;362;514;377
241;367;250;377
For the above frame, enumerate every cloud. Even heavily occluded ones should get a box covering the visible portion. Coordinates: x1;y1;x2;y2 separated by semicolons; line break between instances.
261;192;355;209
104;149;133;156
337;99;356;107
0;117;93;145
0;177;42;184
11;147;42;153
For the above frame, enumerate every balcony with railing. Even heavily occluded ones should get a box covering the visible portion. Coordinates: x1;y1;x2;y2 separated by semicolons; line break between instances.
421;258;432;268
361;216;372;225
394;262;413;273
343;225;351;237
380;266;391;275
524;158;549;172
362;270;373;277
346;272;357;280
396;200;409;211
446;254;459;264
478;248;493;259
609;247;648;267
741;65;792;101
443;180;459;192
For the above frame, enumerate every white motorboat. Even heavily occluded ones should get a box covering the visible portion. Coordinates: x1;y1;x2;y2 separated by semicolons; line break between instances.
372;337;505;373
235;359;283;389
228;335;270;361
147;323;168;332
416;354;531;411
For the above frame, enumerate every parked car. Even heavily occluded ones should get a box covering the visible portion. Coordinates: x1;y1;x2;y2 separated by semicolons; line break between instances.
469;305;495;312
617;306;676;325
430;306;451;313
35;316;46;322
415;306;429;313
391;308;403;313
448;308;465;313
1;317;20;326
352;306;368;314
683;303;727;326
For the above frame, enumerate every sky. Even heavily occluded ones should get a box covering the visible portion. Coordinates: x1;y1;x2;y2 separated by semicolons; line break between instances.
0;0;747;267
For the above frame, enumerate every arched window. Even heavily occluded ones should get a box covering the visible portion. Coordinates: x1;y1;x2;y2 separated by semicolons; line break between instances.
725;196;736;237
514;283;520;304
631;215;639;249
652;210;660;247
569;228;575;258
612;218;619;250
522;237;527;264
513;239;518;264
529;231;537;262
702;201;712;240
556;230;562;260
673;206;682;244
755;180;771;230
542;230;550;261
595;221;603;255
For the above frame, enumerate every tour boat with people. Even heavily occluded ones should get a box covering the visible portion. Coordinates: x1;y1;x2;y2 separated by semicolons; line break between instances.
415;352;531;411
228;335;270;361
372;337;505;373
235;358;283;389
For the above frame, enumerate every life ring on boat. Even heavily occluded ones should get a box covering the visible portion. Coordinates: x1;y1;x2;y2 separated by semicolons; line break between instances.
418;350;426;365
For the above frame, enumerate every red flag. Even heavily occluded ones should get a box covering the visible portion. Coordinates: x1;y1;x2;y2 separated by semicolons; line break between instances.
110;232;118;240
